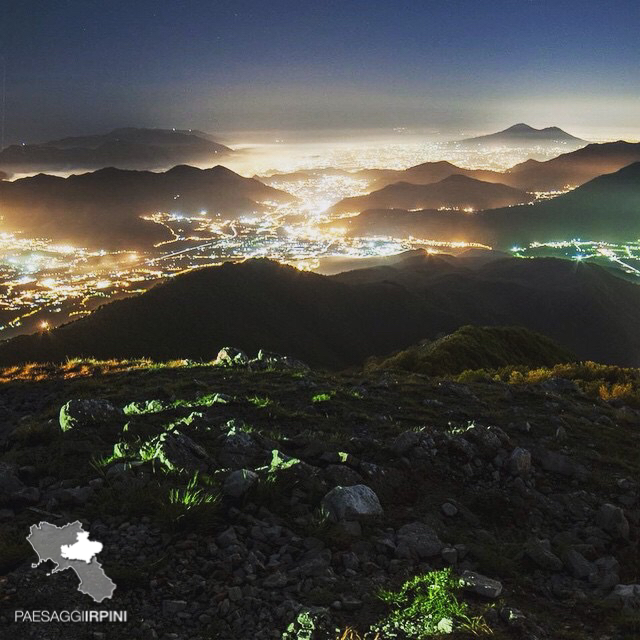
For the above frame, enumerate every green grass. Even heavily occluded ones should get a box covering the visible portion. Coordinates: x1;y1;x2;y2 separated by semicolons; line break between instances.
168;472;219;513
312;392;335;403
372;569;489;638
367;325;575;376
247;395;273;408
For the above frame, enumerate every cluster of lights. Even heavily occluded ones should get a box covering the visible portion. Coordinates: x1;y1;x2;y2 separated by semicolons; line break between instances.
0;139;632;339
511;240;640;276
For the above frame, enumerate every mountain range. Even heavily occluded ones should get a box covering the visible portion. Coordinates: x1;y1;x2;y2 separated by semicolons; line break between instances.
503;140;640;191
1;253;639;368
338;161;640;248
353;141;640;194
0;164;294;249
0;127;233;173
329;174;533;214
457;123;586;147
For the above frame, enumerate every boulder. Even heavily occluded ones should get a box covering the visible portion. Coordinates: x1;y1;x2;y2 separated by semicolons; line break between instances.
395;521;443;559
59;399;123;432
392;430;425;456
461;570;503;598
506;447;532;477
592;556;620;589
562;549;596;580
533;447;588;480
141;431;209;472
0;463;24;496
219;424;265;468
595;503;630;540
322;465;363;488
321;485;383;522
215;347;249;367
255;350;309;371
441;502;458;517
603;584;640;611
223;469;258;498
525;538;563;571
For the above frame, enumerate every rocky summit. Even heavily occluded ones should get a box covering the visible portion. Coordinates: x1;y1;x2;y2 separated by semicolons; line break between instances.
0;352;639;639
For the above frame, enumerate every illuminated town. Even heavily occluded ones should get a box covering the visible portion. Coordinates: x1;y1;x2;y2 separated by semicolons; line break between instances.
0;141;638;339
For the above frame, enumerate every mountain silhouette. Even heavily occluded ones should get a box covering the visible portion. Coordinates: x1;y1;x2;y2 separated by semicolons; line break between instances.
458;123;585;147
330;174;532;214
504;140;640;190
0;164;295;249
0;127;233;173
1;255;639;368
338;162;640;248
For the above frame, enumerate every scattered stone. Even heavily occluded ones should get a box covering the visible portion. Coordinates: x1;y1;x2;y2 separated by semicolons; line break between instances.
396;522;443;559
321;485;383;522
223;469;258;498
59;399;123;432
596;503;630;540
441;501;458;517
603;584;640;611
506;447;532;476
215;347;249;367
533;447;589;480
460;570;503;598
525;538;563;571
162;600;187;617
563;549;596;580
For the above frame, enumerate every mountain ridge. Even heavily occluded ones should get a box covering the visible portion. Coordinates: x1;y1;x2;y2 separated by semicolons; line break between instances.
1;255;639;367
0;164;294;249
0;127;233;173
458;123;586;146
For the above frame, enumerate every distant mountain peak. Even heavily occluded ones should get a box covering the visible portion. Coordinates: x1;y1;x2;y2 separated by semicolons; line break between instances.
504;123;537;133
459;124;586;146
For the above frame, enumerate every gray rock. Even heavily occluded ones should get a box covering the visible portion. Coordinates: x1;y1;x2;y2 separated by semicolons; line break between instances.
563;549;596;580
595;503;630;540
59;399;123;432
441;547;458;564
461;570;503;598
215;347;249;367
321;485;383;522
223;469;258;498
59;486;93;506
10;486;40;505
256;350;309;371
144;431;209;472
392;430;425;456
395;521;443;559
533;448;588;480
216;527;239;548
0;463;27;505
322;465;363;488
603;584;640;610
162;600;187;616
219;425;263;468
506;447;532;476
441;502;458;517
526;538;563;571
466;424;508;457
593;556;620;589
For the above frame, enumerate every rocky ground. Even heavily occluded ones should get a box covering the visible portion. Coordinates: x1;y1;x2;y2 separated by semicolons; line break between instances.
0;350;639;639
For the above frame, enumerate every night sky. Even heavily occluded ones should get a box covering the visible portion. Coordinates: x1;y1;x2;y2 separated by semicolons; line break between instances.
1;0;639;143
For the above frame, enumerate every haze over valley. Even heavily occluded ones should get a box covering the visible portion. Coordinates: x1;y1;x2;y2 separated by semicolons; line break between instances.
0;123;639;342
